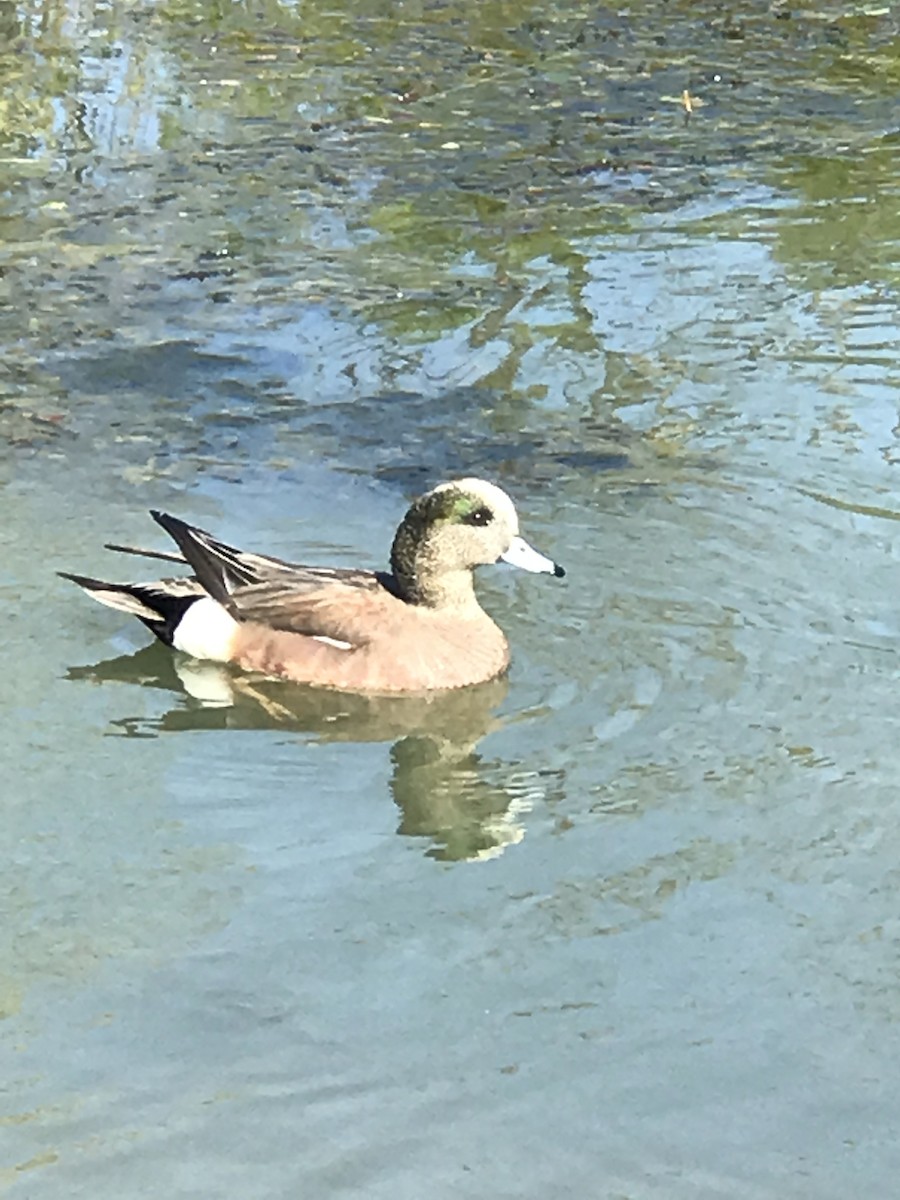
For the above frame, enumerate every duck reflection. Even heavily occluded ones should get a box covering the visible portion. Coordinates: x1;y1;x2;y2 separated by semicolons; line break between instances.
67;645;536;862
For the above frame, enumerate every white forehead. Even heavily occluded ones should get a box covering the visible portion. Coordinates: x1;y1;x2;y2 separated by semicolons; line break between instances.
434;477;520;532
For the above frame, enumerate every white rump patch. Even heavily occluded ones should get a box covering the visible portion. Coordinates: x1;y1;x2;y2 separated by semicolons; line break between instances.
312;635;353;651
172;596;239;662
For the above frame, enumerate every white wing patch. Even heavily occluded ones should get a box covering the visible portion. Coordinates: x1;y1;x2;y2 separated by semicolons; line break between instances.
172;597;240;662
312;635;353;651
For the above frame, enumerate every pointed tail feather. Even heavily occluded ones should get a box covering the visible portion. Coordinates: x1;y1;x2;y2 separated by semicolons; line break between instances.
104;542;187;565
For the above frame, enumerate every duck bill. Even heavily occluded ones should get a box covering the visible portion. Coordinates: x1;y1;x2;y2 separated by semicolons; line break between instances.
500;536;566;578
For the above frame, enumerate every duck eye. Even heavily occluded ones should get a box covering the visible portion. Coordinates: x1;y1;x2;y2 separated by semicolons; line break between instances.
464;506;493;527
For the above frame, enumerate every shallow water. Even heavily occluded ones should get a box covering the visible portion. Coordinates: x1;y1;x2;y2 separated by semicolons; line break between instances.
4;1;900;1195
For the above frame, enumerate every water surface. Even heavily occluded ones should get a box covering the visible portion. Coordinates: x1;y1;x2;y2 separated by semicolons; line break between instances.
4;1;900;1195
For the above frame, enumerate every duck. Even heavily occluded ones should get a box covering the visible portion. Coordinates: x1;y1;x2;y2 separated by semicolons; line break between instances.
60;477;565;693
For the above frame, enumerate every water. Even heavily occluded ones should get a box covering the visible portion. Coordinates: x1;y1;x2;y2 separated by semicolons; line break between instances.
4;1;900;1195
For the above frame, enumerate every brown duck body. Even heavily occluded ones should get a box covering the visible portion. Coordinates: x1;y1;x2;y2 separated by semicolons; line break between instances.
61;478;564;695
228;571;510;691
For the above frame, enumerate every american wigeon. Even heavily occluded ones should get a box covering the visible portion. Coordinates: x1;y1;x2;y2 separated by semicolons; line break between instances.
60;478;565;693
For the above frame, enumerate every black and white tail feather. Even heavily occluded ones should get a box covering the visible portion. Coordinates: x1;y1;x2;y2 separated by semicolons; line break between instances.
56;572;205;647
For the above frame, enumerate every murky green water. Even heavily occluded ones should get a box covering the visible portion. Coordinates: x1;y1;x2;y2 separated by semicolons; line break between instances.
4;0;900;1194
